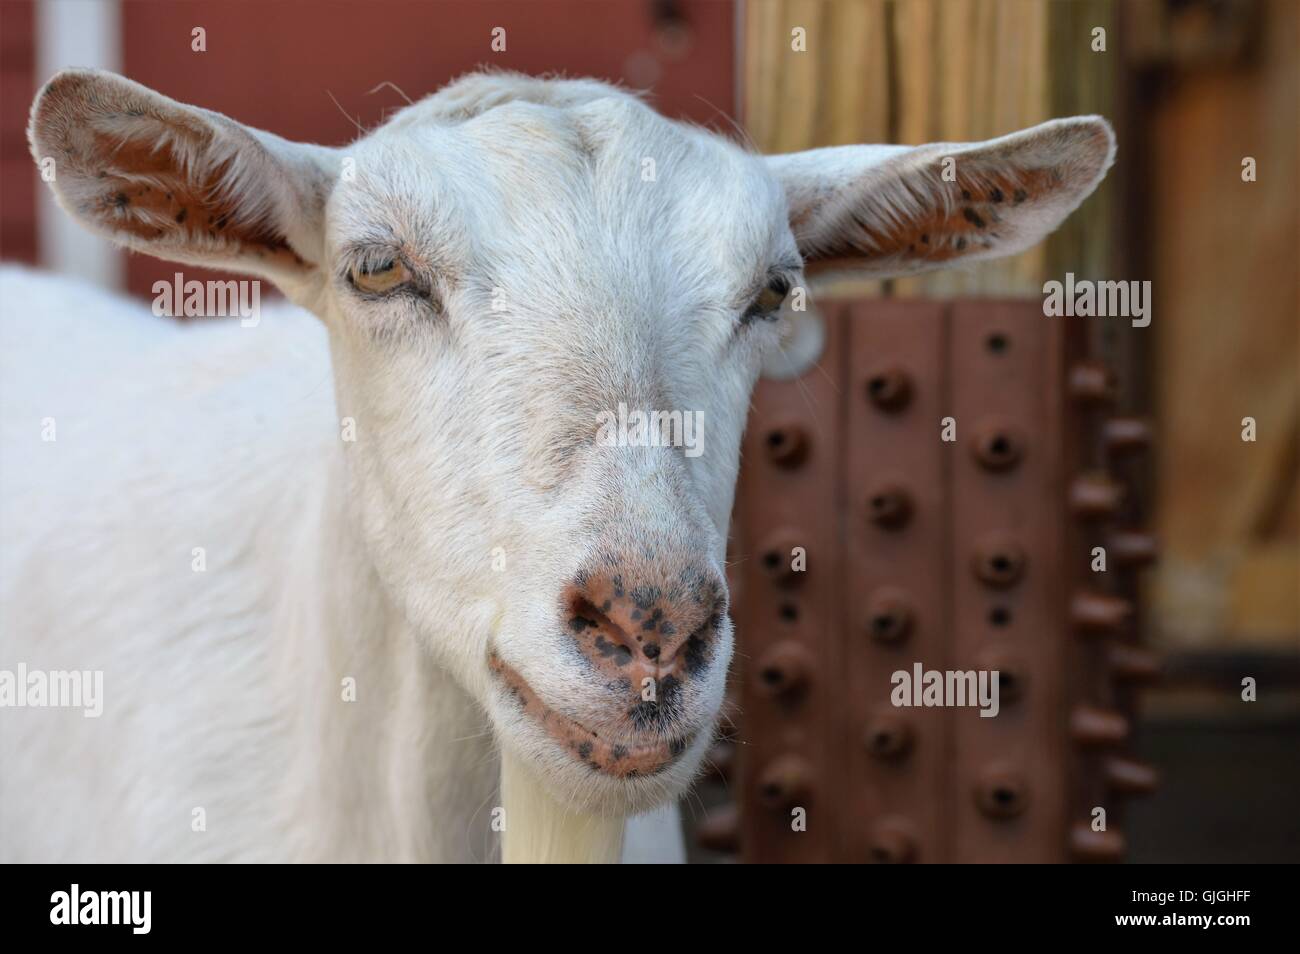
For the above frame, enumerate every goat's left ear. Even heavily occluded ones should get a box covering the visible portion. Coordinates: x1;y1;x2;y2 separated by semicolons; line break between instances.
767;117;1115;280
28;68;338;286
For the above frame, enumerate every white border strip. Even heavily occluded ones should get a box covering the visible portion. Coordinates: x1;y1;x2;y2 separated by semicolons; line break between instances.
35;0;124;289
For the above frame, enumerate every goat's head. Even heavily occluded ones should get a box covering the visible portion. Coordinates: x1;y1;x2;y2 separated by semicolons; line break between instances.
30;69;1113;815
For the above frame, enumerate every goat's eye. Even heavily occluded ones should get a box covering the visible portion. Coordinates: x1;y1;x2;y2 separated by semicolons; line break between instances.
349;258;411;295
744;277;791;323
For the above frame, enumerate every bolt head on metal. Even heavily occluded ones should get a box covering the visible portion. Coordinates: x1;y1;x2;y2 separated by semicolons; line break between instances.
864;366;913;412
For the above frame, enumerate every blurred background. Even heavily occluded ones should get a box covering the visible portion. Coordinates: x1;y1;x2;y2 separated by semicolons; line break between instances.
1;0;1295;862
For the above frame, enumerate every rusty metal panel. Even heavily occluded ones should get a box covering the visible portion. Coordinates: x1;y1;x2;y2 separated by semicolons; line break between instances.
721;296;1155;864
1064;320;1156;860
947;301;1070;863
842;300;949;863
734;302;846;863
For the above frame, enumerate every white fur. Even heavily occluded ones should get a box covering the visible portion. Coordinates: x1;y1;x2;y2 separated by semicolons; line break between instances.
3;69;1113;862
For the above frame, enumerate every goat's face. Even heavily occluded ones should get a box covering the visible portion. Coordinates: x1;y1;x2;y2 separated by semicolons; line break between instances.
31;69;1114;815
321;84;794;810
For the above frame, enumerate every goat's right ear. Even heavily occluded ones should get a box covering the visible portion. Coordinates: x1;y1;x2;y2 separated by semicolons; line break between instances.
28;69;338;286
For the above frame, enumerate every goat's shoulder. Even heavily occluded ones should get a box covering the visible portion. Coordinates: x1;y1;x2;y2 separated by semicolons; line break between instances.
0;264;335;570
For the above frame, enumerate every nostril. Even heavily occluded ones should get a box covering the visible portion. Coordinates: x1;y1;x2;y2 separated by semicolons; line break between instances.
566;594;635;663
677;615;721;677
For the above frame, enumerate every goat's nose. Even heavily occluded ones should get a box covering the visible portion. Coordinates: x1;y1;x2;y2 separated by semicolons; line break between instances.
563;566;726;691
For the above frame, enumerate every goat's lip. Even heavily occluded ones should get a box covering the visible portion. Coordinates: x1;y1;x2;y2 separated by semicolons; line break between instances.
488;653;692;778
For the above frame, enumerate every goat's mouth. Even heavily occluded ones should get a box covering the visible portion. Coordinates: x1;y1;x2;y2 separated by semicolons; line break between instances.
488;654;693;778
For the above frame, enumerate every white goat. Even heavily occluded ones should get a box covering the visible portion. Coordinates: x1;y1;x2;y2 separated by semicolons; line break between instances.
0;68;1113;862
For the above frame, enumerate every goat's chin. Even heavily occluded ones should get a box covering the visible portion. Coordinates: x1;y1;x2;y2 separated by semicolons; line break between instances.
497;741;707;864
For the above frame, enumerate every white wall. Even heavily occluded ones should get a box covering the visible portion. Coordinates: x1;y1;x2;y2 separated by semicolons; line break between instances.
35;0;124;290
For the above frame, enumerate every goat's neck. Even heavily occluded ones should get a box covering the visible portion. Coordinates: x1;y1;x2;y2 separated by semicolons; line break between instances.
271;444;626;863
272;448;498;862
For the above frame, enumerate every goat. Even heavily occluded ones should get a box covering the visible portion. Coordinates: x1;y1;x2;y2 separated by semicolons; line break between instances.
0;68;1113;862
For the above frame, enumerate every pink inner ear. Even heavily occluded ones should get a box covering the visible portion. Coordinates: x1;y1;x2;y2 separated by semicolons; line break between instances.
811;163;1064;269
32;70;311;272
86;128;305;269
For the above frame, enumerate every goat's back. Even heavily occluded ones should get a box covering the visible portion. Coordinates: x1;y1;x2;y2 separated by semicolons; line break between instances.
0;266;335;860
